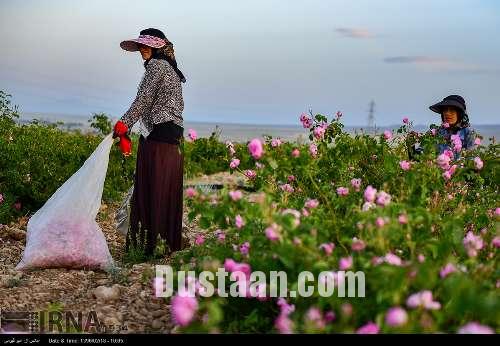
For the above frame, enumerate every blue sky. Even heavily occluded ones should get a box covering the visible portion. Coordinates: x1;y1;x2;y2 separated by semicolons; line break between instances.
0;0;499;126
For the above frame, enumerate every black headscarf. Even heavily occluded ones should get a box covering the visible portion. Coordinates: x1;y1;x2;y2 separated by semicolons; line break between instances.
141;28;186;83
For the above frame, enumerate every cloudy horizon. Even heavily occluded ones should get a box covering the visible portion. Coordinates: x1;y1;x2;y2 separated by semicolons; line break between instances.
1;0;499;126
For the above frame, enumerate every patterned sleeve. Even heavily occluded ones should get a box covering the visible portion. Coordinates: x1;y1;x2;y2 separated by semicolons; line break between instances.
120;60;163;130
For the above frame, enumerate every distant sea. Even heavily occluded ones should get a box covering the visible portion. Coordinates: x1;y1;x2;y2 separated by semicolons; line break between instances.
18;112;499;143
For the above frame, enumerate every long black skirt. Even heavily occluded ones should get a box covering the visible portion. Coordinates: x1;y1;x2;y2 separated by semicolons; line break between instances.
125;134;184;256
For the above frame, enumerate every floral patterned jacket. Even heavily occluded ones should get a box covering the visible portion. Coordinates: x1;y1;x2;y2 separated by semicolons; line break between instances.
120;58;184;133
437;126;476;159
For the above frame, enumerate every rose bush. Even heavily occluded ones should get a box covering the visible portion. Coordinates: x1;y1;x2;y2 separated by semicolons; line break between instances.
170;112;499;333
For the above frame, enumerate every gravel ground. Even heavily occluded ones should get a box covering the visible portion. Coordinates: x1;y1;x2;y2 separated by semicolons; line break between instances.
0;171;258;334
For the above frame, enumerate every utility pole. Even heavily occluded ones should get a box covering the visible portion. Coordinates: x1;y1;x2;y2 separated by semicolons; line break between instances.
367;100;376;133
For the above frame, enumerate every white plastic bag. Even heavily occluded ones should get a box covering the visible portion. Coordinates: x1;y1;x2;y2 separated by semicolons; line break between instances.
16;134;116;271
115;184;134;236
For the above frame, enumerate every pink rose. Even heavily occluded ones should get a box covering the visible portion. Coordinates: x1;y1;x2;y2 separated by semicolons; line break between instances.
400;160;411;171
313;125;326;140
463;231;484;258
458;322;494;334
194;235;205;246
375;217;385;228
235;215;245;229
451;134;462;152
309;143;318;157
275;314;294;334
350;178;361;192
304;199;319;209
383;130;392;140
384;253;402;266
230;158;240;169
280;184;295;193
325;311;336;323
474;157;483;170
356;322;379;334
277;298;296;316
351;237;366;252
239;241;250;256
215;230;226;242
172;295;198;326
442;170;452;180
319;243;335;256
436;153;451;170
406;290;441;310
376;191;391;207
364;185;377;203
265;225;281;242
248;138;264;159
336;187;349;196
185;187;197;198
244;170;256;180
13;201;21;211
229;190;243;201
439;263;457;278
224;259;251;279
339;256;353;270
300;113;312;129
385;307;408;327
271;138;282;147
187;129;197;141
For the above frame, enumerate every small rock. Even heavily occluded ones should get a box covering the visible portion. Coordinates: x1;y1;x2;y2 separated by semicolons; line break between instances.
115;312;124;322
100;305;115;314
139;308;151;317
151;310;164;318
93;285;121;301
8;228;26;241
103;317;120;327
149;303;161;310
96;279;109;286
151;319;163;329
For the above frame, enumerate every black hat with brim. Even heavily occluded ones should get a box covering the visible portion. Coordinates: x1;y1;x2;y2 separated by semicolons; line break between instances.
429;95;467;115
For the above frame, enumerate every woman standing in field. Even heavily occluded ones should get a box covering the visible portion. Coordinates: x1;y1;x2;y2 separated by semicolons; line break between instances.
429;94;476;157
113;28;186;256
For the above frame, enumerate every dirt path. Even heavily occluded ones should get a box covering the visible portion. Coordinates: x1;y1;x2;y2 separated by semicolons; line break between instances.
0;171;253;334
0;203;174;333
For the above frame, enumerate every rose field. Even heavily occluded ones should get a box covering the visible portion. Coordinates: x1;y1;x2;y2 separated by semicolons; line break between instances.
1;91;499;334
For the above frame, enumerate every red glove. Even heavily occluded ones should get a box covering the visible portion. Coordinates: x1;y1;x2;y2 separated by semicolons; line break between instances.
113;121;132;156
118;134;132;156
113;120;128;138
